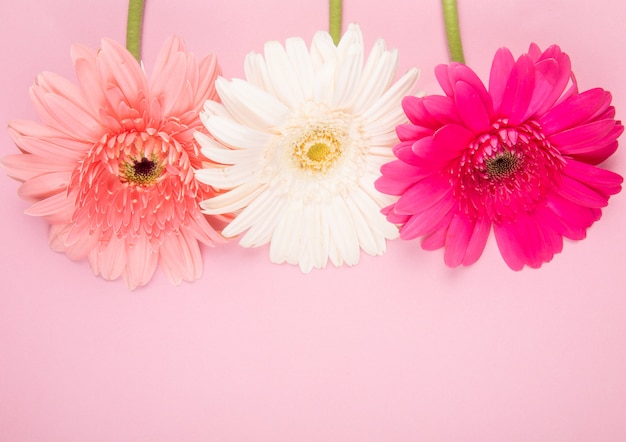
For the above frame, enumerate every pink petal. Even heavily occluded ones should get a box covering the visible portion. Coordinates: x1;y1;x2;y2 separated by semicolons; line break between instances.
123;234;159;290
24;192;75;224
555;175;610;208
1;153;73;181
454;81;492;133
392;141;422;166
376;160;424;195
434;64;454;97
402;96;442;129
399;195;456;240
531;52;573;117
17;171;70;202
539;88;611;136
89;235;127;281
421;95;461;126
545;192;601;235
421;223;449;251
443;212;475;267
462;216;491;266
550;119;620;154
393;174;451;215
97;39;149;110
396;123;432;142
562;160;623;197
498;54;535;125
488;47;515;113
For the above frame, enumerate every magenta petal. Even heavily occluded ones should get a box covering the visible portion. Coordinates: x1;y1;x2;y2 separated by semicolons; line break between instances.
489;47;515;113
555;175;609;208
393;174;451;215
498;54;535;125
550;119;619;153
493;221;527;270
421;223;449;251
398;195;456;239
463;216;491;266
540;88;611;136
435;64;454;97
383;204;411;225
443;212;474;267
454;82;492;133
545;192;601;232
393;140;421;166
402;96;441;129
418;123;475;165
448;64;491;109
562;160;623;197
421;95;461;125
532;52;573;116
396;123;432;142
376;160;424;195
569;139;620;166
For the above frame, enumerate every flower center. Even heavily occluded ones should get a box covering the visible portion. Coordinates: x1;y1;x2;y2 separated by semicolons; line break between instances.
121;155;164;185
69;127;210;240
291;125;344;173
452;120;565;222
485;150;522;179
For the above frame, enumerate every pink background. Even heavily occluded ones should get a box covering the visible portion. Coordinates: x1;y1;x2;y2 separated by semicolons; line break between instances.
1;0;625;440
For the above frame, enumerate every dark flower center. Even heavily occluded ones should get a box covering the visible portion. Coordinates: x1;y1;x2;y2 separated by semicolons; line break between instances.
121;155;163;185
485;151;521;179
452;120;565;222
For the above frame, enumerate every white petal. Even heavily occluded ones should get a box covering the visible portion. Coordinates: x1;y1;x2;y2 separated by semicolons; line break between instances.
201;100;232;119
202;115;271;150
352;48;397;114
310;30;337;70
199;182;266;215
238;192;288;247
309;202;330;269
363;67;420;122
327;196;361;266
194;162;257;189
196;133;261;166
225;187;282;239
216;77;290;130
332;39;364;109
351;185;398;240
313;60;336;104
264;41;304;108
286;37;315;100
269;200;306;265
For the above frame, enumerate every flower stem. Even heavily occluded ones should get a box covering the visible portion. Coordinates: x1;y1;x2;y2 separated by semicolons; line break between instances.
442;0;465;63
329;0;342;45
126;0;145;61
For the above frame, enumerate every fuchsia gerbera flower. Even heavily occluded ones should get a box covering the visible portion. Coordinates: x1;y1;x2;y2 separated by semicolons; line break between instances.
376;44;623;270
3;37;225;289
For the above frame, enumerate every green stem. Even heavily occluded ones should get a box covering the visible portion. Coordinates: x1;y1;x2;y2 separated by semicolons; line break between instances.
442;0;465;63
126;0;145;61
329;0;342;45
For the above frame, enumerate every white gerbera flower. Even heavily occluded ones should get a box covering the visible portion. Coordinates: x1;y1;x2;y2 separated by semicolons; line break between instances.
195;24;420;272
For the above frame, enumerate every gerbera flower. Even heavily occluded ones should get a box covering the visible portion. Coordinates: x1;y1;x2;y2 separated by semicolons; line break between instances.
195;24;420;272
376;44;623;270
3;37;225;289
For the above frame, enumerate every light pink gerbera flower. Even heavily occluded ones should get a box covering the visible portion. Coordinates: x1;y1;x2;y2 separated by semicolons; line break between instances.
376;44;623;270
3;37;225;289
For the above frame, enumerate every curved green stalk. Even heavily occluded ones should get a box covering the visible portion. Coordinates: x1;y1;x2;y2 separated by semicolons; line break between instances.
126;0;145;61
442;0;465;63
329;0;342;45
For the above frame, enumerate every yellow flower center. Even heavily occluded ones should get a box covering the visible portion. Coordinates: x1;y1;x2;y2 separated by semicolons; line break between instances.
291;125;344;173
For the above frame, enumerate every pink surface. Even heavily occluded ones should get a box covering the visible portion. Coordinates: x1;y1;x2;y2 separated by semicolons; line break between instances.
1;0;625;440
